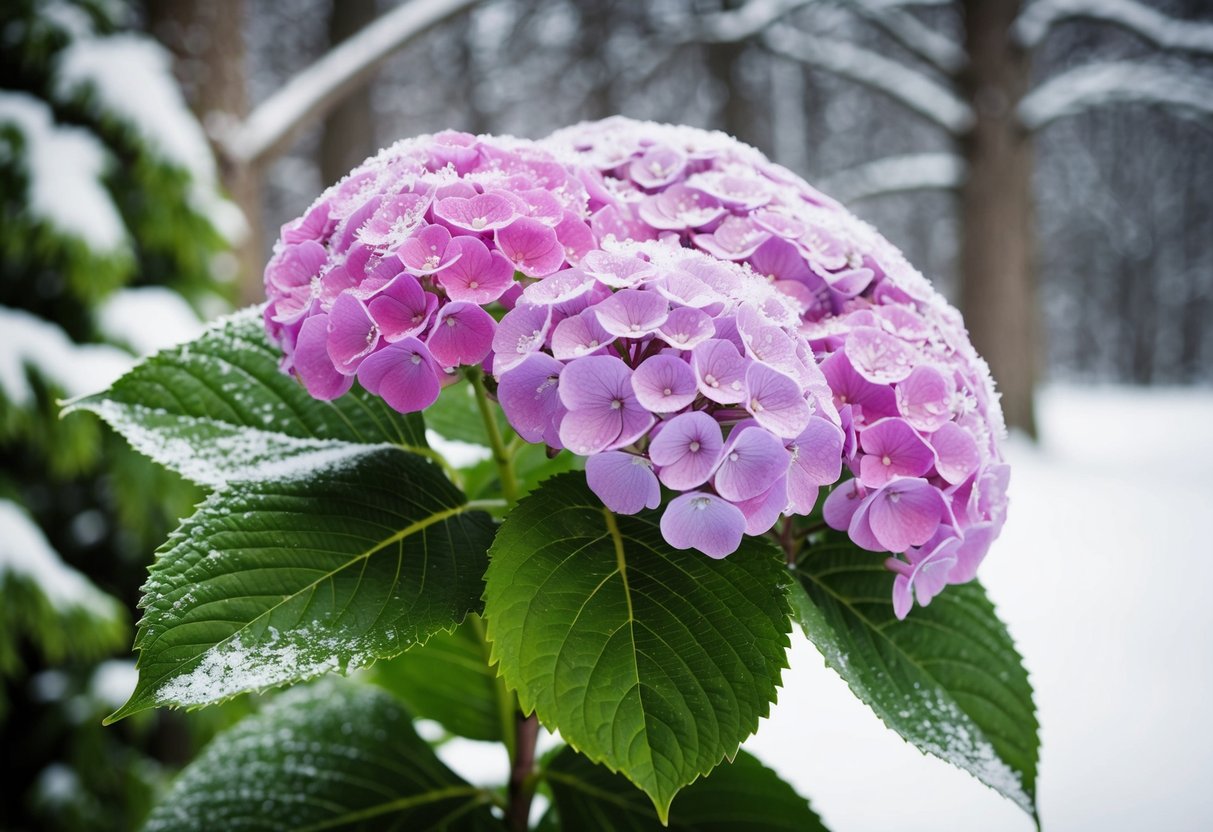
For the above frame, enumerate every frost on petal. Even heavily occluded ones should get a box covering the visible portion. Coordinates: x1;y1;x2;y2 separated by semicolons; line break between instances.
713;426;790;502
658;306;715;350
495;216;565;277
265;240;326;293
593;288;669;338
398;224;459;275
491;303;552;374
355;338;441;413
436;236;515;304
582;249;657;289
744;362;812;439
434;192;518;232
629;143;687;189
733;476;788;535
554;210;598;265
630;354;697;413
521;268;595;307
866;478;946;553
748;236;812;283
586;451;661;515
691;338;748;404
325;292;378;375
294;314;354;400
693;215;770;260
367;274;437;342
896;364;956;431
931;421;981;485
497;353;565;447
426;302;495;368
845;326;917;384
857;417;935;487
660;492;746;559
637;183;725;230
551;309;612;360
648;411;723;490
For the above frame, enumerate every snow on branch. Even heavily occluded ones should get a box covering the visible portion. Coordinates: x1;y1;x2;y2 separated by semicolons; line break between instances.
820;152;965;202
850;0;966;74
1016;0;1213;55
220;0;477;168
763;24;973;134
695;0;815;43
1020;61;1213;130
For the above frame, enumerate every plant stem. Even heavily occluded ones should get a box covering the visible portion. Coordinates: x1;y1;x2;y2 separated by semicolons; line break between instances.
469;369;521;506
506;713;539;832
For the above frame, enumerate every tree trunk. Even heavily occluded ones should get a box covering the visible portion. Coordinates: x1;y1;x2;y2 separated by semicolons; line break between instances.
320;0;379;187
958;0;1038;436
145;0;262;306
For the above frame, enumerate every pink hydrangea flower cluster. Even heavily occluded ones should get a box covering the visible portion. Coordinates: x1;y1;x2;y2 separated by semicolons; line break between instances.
262;118;1009;618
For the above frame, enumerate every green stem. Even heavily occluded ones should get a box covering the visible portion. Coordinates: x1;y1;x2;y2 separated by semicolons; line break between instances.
469;369;521;506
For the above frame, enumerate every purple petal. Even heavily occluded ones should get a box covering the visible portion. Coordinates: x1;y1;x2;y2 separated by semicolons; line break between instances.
551;309;612;360
845;326;917;384
367;274;437;342
947;522;997;584
693;215;770;260
294;313;354;400
593;288;669;338
658;306;715;350
654;271;723;310
436;236;515;304
659;492;746;559
823;479;867;532
821;350;899;423
557;355;653;454
931;421;981;485
866;478;946;553
744;362;812;439
427;302;495;368
356;338;440;413
356;191;431;248
398;224;459;275
497;353;565;447
648;411;723;490
434;192;517;232
521;268;596;307
265;240;326;293
857;417;935;487
713;426;790;502
786;417;844;514
733;476;789;535
554;211;598;266
586;451;661;515
628;144;687;189
495;216;565;277
582;250;657;289
748;237;812;283
691;338;748;404
631;354;697;413
325;292;379;375
896;364;956;431
637;183;724;230
491;303;552;374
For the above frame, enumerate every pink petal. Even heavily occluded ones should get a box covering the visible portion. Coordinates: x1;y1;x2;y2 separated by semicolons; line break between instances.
495;216;565;277
659;492;746;559
293;313;354;401
866;478;946;553
630;354;697;413
691;338;749;404
356;338;441;413
744;362;812;439
586;452;661;515
436;237;515;304
931;422;981;485
426;302;495;368
648;411;723;490
713;426;790;502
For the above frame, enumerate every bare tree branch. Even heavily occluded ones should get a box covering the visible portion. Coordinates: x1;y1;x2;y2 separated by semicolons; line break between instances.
849;0;966;74
1020;61;1213;130
763;23;973;134
820;152;965;201
219;0;477;168
1015;0;1213;55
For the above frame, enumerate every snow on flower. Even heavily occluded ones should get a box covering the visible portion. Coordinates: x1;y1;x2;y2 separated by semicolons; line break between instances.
263;119;1008;617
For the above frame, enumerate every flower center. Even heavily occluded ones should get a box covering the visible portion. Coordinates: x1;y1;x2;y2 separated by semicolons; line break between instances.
688;441;700;452
610;399;623;410
750;398;764;412
472;217;487;230
882;455;892;466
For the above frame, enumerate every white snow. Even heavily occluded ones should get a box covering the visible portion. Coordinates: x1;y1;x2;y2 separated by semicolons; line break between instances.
1020;61;1213;131
425;430;492;468
763;24;973;135
0;499;120;618
745;385;1213;831
96;286;204;356
90;659;138;709
1016;0;1213;55
820;152;965;202
0;92;126;252
0;305;132;405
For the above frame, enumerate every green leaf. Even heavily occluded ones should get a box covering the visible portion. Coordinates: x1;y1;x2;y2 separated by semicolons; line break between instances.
108;446;494;722
142;678;503;832
543;746;829;831
64;307;433;488
484;473;792;821
371;613;508;743
790;531;1039;819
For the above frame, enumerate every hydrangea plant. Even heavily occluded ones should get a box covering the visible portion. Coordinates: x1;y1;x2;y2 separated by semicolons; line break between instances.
75;118;1037;830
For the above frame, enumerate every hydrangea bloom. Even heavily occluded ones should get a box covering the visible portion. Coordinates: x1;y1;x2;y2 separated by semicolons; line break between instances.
263;118;1008;619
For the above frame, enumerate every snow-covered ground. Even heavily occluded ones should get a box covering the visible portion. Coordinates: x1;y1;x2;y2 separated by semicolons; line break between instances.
748;385;1213;831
